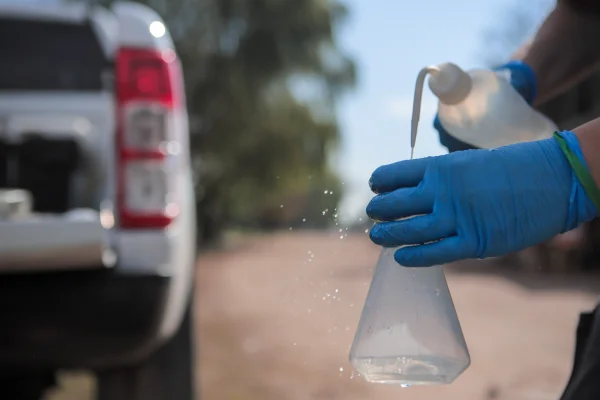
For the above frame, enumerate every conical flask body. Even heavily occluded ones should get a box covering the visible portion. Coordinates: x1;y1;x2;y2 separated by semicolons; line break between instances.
349;247;470;386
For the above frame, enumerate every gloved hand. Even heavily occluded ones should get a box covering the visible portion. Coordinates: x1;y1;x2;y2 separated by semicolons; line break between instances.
435;60;538;152
367;131;598;267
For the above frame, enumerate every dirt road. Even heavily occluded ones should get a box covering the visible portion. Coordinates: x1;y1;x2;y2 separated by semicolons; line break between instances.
196;231;600;400
50;230;600;399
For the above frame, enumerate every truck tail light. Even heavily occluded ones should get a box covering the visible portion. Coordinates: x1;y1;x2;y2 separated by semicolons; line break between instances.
116;47;183;229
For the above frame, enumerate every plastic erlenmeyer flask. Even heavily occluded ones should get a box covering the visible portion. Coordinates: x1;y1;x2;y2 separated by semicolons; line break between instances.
349;247;470;386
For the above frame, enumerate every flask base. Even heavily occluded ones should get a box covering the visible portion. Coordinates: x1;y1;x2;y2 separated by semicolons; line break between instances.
350;355;467;386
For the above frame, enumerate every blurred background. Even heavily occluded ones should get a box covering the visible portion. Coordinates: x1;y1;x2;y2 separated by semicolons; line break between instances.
6;0;600;398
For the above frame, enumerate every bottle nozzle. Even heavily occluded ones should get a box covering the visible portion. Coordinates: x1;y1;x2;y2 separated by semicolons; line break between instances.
411;66;440;158
410;63;472;159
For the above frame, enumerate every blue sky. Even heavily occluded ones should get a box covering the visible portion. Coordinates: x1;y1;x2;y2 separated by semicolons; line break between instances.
335;0;552;221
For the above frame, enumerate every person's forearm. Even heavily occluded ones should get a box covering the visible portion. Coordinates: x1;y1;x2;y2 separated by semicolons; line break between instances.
574;118;600;189
512;2;600;105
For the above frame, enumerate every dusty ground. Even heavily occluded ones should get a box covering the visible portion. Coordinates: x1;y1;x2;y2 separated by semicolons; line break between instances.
195;231;600;400
52;231;600;399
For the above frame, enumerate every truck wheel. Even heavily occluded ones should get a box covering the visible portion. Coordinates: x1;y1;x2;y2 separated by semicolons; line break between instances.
96;296;196;400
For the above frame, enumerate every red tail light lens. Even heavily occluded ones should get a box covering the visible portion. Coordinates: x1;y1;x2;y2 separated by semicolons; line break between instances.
116;47;183;229
116;48;179;105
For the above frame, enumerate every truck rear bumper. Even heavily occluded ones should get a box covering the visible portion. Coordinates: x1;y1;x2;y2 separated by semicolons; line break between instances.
0;208;112;272
0;268;171;371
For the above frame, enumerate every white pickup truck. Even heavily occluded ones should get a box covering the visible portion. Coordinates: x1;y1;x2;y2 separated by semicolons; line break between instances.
0;2;197;399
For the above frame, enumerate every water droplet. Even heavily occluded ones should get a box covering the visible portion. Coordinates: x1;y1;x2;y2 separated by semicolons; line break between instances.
335;289;339;293
302;218;306;222
339;228;343;232
358;217;363;222
280;204;284;208
324;190;329;194
289;227;293;231
293;342;297;346
401;384;411;388
435;288;440;296
364;229;369;233
330;191;334;195
322;296;326;300
340;235;344;239
339;367;344;372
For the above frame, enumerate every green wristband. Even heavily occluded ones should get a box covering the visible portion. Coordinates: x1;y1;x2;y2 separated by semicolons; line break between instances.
553;131;600;211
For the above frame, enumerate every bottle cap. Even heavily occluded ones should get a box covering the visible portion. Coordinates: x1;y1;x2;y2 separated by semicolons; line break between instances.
428;62;472;105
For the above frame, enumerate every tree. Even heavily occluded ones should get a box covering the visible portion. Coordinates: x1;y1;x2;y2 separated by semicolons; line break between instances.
99;0;356;242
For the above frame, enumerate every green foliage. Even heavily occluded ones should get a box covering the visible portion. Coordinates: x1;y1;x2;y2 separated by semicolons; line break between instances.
98;0;356;241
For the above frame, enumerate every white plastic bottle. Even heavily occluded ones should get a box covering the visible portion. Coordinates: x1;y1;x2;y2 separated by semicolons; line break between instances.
428;62;558;149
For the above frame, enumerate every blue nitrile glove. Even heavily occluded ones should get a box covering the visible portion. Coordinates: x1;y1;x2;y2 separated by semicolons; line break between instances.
367;131;598;267
435;60;538;152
